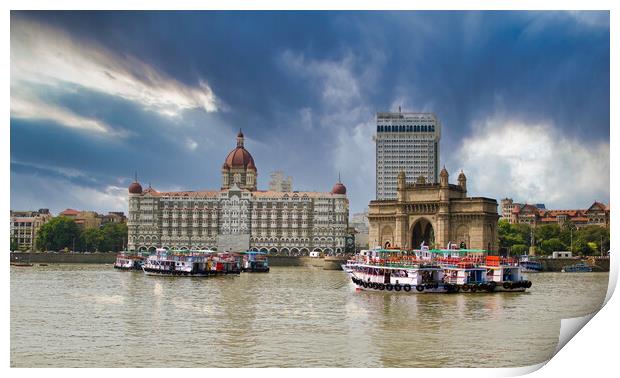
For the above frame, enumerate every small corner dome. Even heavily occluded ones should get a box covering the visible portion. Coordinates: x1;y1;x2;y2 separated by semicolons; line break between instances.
458;170;466;179
128;181;143;194
440;166;449;177
331;182;347;195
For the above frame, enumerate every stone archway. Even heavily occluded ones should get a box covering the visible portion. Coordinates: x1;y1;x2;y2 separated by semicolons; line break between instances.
380;225;393;249
456;224;470;249
411;218;435;249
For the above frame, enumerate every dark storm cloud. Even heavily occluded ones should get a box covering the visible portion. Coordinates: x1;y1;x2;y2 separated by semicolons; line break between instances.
10;11;609;213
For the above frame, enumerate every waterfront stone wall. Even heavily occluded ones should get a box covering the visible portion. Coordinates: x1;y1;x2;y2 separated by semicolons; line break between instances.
535;257;610;272
9;252;331;268
10;252;118;264
10;253;609;272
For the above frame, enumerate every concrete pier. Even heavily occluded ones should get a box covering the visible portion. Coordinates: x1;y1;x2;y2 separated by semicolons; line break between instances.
10;252;117;264
323;256;348;270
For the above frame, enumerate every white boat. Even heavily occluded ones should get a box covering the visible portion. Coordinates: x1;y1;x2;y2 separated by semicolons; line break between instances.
484;256;532;291
342;246;532;294
142;249;240;277
349;263;447;293
113;251;146;271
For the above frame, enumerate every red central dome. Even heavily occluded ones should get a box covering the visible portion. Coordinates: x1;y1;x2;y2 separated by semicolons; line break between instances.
128;181;143;194
223;130;256;170
331;182;347;195
224;147;256;169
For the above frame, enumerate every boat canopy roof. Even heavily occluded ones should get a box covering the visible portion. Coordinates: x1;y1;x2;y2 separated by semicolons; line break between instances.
429;249;488;255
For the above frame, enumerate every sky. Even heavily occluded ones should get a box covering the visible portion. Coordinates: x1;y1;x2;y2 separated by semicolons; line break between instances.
10;11;610;215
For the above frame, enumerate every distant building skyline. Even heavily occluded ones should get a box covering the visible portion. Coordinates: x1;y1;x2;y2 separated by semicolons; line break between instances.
500;198;609;228
268;171;293;192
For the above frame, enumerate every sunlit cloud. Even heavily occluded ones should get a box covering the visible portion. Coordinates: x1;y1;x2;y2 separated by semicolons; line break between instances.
452;117;610;209
11;17;219;120
11;93;128;137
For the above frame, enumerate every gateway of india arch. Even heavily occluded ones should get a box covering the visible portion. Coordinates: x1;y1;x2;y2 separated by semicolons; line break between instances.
368;168;499;252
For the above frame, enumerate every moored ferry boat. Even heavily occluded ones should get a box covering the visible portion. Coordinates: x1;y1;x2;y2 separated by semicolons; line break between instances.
142;249;241;277
519;256;543;273
114;251;146;271
347;248;447;293
240;251;270;272
481;256;531;292
344;245;532;294
561;262;593;273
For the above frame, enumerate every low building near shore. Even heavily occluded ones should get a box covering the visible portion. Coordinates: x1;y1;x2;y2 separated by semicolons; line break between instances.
10;209;52;252
59;209;127;230
501;198;609;228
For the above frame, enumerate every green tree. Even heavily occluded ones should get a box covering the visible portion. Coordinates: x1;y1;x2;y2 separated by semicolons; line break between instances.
99;223;128;252
535;224;561;243
82;228;103;252
512;223;533;247
35;216;81;251
510;244;528;255
572;238;590;256
540;238;566;255
498;220;532;248
576;225;610;255
10;238;19;252
559;221;577;248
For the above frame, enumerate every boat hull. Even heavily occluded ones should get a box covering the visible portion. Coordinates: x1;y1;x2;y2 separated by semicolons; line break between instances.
350;276;448;293
142;268;211;277
242;267;270;273
142;266;240;277
349;275;530;294
113;265;142;271
520;268;542;273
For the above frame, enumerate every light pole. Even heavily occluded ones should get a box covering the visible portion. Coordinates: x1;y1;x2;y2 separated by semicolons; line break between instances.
570;228;573;253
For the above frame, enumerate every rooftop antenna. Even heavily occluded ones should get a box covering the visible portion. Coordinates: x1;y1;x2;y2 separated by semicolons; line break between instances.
398;105;401;113
134;171;138;182
338;172;341;183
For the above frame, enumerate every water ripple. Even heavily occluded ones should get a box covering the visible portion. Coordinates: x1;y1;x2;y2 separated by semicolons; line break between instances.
10;266;608;368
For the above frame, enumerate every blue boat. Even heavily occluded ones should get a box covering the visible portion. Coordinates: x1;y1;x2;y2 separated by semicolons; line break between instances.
240;251;270;273
518;256;543;272
561;262;593;273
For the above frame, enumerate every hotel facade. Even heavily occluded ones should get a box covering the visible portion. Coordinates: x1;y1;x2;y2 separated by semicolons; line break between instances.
375;111;441;200
127;132;349;254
